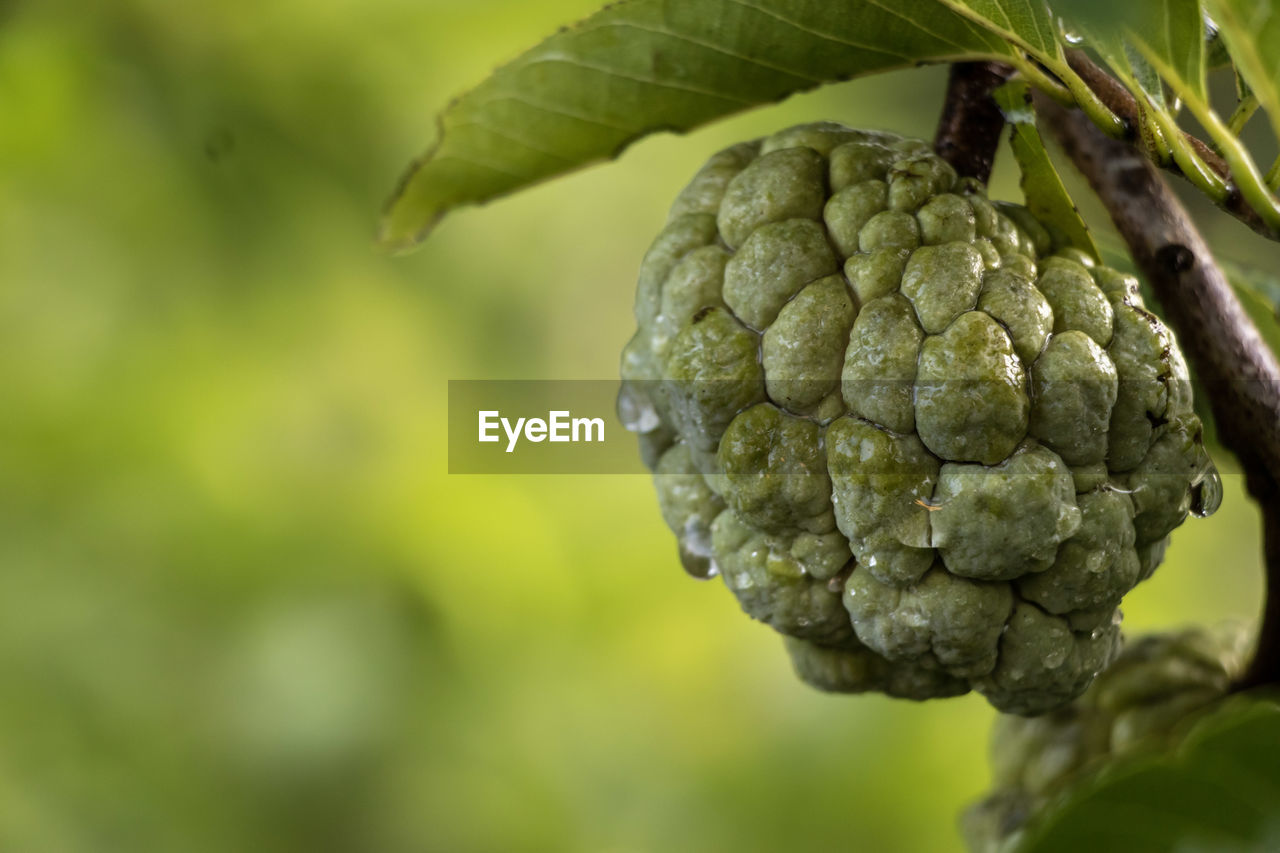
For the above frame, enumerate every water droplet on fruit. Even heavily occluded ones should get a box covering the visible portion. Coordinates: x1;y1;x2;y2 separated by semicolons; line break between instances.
679;545;717;580
617;386;660;433
1041;646;1068;668
1189;464;1222;518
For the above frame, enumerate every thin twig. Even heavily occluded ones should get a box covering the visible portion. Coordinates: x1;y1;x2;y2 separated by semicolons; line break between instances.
1064;50;1226;173
934;61;1017;183
1063;50;1274;239
1035;91;1280;689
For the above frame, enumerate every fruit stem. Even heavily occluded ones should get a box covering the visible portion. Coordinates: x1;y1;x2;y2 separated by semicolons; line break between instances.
933;61;1017;184
1036;91;1280;691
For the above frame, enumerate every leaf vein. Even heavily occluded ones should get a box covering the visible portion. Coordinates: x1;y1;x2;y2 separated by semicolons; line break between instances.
460;93;637;133
528;16;832;81
509;53;756;105
723;0;918;61
858;0;978;55
432;151;532;181
444;118;580;164
591;20;826;83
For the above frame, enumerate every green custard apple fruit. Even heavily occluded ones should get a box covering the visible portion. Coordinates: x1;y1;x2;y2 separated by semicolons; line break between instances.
961;624;1252;852
617;122;1220;715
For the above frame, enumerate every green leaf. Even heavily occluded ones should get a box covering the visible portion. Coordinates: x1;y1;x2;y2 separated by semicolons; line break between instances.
994;78;1099;258
1235;67;1254;103
1224;258;1280;358
1131;0;1208;103
1057;0;1206;103
1056;0;1280;227
1206;0;1280;143
1206;17;1236;68
379;0;1016;251
1016;696;1280;853
1226;259;1280;314
1124;43;1169;109
935;0;1063;59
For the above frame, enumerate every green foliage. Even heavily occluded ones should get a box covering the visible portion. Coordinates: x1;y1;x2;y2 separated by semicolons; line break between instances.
1017;696;1280;852
964;625;1254;851
937;0;1063;60
993;78;1098;258
1057;0;1205;104
380;0;1021;249
1208;0;1280;145
1074;0;1207;100
1223;259;1280;358
385;0;1280;249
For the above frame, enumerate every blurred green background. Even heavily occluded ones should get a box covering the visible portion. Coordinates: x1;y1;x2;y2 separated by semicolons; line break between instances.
0;1;1270;850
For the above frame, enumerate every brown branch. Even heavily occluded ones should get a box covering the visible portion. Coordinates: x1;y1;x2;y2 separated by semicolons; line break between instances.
1064;50;1272;239
1243;465;1280;688
934;61;1017;183
1035;91;1280;689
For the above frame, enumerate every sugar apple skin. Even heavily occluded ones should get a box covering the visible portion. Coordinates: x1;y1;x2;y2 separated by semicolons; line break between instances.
962;625;1252;853
618;122;1220;715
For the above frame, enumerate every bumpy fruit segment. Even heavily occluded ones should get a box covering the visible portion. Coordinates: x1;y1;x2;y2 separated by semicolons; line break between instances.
961;625;1252;852
619;122;1220;714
